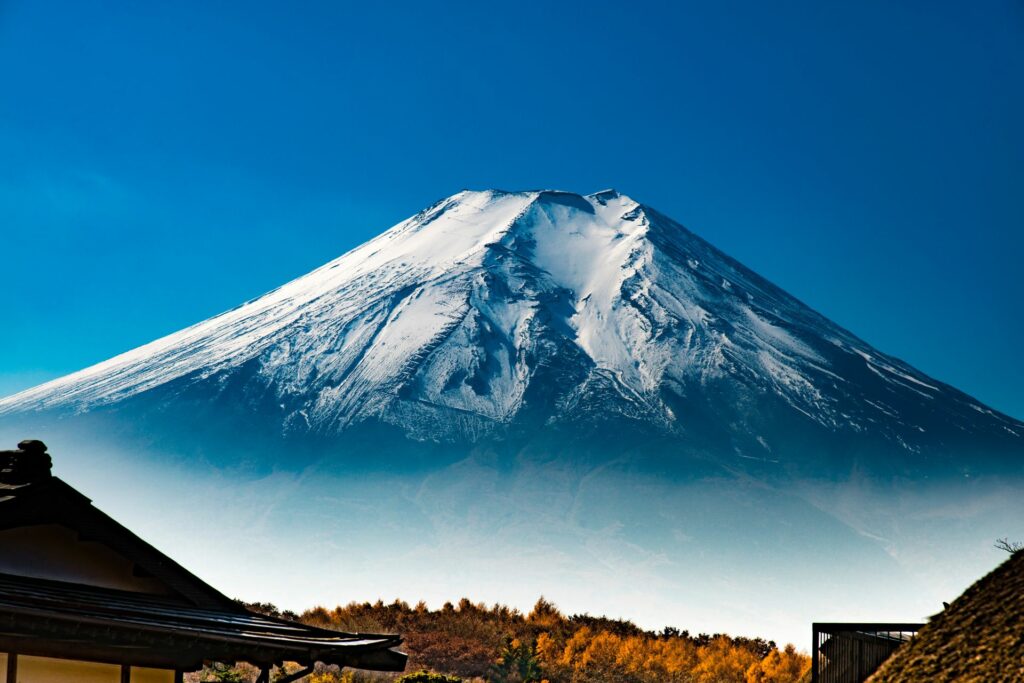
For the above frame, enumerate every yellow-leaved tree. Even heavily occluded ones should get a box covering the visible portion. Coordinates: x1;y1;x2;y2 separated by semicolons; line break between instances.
745;644;810;683
692;636;759;683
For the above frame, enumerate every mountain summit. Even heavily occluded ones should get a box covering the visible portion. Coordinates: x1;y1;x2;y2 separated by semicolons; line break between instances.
1;189;1020;474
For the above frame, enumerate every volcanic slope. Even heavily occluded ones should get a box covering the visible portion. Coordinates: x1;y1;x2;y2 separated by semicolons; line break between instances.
1;189;1020;476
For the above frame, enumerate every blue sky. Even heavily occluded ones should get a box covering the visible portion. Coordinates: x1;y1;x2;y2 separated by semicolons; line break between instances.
1;0;1022;418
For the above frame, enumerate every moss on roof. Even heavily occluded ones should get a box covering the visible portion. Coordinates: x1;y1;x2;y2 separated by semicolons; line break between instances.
869;550;1024;682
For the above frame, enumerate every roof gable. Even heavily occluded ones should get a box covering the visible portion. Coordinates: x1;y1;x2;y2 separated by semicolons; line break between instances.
1;442;238;611
0;522;174;594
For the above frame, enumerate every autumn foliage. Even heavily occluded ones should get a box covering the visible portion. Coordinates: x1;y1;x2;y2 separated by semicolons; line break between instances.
191;597;810;683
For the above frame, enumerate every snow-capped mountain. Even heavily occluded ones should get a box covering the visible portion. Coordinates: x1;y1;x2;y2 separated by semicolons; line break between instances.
3;189;1022;647
2;189;1021;475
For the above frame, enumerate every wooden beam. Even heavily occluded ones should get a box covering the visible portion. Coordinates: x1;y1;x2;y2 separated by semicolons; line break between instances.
0;635;209;671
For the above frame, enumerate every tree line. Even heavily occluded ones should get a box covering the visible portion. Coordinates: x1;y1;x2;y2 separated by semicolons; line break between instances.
191;597;809;683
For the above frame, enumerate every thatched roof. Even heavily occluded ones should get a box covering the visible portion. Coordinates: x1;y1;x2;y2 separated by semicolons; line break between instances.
869;550;1024;682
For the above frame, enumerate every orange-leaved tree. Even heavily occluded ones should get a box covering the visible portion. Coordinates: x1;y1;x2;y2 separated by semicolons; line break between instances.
745;644;810;683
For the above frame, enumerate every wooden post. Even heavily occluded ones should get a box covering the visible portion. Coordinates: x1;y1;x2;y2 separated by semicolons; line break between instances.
811;625;819;683
121;665;131;683
6;653;16;683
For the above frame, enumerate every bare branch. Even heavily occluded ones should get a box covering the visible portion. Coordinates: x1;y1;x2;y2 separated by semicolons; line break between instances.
995;537;1024;553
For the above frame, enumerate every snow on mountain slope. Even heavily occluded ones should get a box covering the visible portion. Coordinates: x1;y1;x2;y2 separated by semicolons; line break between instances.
1;189;1020;455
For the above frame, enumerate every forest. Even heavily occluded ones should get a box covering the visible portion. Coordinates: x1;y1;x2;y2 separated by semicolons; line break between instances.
190;597;809;683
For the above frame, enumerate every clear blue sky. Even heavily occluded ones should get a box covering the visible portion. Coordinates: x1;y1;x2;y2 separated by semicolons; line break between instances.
1;1;1021;418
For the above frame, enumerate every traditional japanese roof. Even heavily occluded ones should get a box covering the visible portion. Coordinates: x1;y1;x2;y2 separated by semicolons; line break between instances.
0;465;238;611
0;440;407;672
0;571;404;670
868;550;1024;682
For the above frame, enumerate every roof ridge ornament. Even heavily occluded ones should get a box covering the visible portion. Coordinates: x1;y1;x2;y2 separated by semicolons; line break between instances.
0;439;52;485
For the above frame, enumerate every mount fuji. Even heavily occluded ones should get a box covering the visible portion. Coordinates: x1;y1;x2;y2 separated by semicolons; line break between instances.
2;189;1021;645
